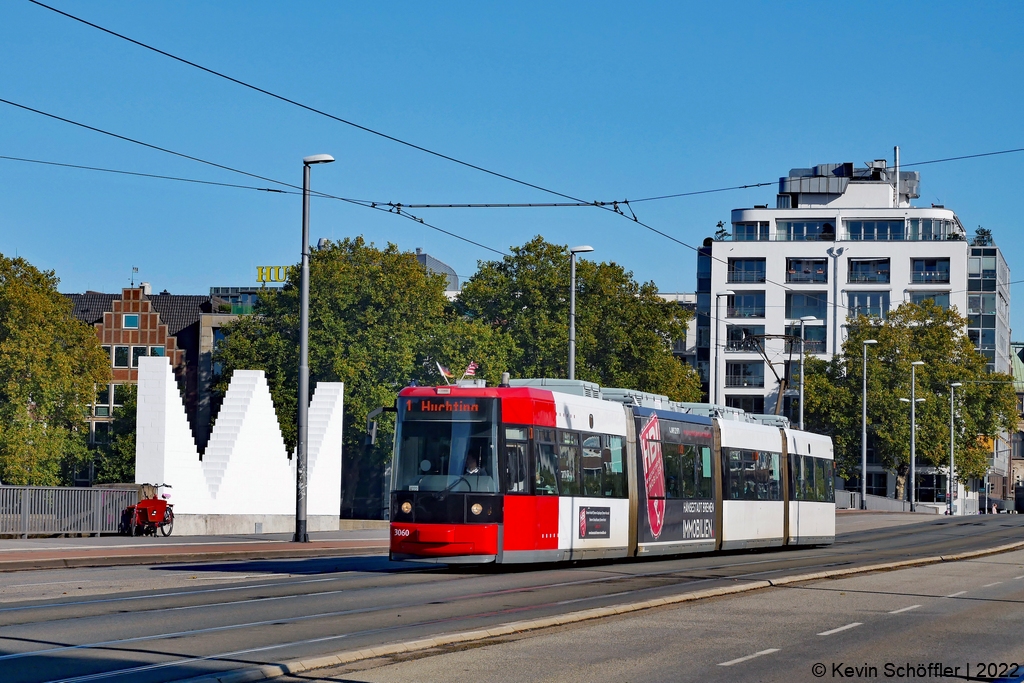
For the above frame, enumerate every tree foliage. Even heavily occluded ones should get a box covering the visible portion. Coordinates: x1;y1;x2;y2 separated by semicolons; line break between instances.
803;300;1016;495
214;238;515;510
456;236;701;401
94;383;137;484
0;255;110;485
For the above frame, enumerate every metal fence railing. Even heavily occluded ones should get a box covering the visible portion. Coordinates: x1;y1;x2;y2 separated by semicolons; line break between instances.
0;486;137;537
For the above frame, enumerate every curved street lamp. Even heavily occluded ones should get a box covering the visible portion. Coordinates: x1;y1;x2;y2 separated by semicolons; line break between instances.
861;339;877;508
295;153;334;543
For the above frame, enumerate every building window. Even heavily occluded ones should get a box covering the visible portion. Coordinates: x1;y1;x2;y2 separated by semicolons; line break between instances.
123;314;140;329
777;221;835;242
113;384;130;408
733;222;769;241
726;395;764;414
785;324;826;354
908;218;954;241
845;220;905;241
848;291;889;319
911;258;950;284
92;422;110;445
113;346;129;368
968;293;996;315
150;346;166;357
727;258;766;283
786;258;827;284
725;361;764;388
726;325;764;352
910;291;950;310
848;258;890;283
132;346;147;367
94;384;111;417
785;292;827;320
727;292;765;318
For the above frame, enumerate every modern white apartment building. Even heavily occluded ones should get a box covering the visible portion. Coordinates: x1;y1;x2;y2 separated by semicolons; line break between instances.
694;157;1011;504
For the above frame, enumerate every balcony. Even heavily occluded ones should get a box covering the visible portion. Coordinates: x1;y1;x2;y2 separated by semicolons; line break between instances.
725;376;765;388
727;270;766;283
912;271;950;284
727;306;765;319
849;273;890;283
787;270;827;284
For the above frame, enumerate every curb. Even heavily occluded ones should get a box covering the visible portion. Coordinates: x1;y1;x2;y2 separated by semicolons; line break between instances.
0;545;388;573
174;539;1024;683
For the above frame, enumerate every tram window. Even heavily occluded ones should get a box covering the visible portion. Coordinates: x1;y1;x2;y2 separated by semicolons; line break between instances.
801;455;814;500
725;448;781;501
813;458;826;501
663;443;682;498
504;442;530;494
726;450;744;500
824;461;835;502
535;443;559;495
680;445;698;498
696;446;713;498
505;427;528;441
605;436;627;498
558;434;581;496
581;435;604;497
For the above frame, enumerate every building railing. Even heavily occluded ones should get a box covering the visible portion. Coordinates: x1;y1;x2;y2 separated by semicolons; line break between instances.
786;272;827;284
912;272;951;284
0;486;137;537
727;307;766;318
848;273;890;283
785;340;826;354
725;377;764;388
726;271;766;283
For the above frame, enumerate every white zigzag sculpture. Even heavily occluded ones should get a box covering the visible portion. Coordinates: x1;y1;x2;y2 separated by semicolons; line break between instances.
135;356;343;517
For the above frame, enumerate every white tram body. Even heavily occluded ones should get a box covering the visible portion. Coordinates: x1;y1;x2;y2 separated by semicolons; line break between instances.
389;380;836;564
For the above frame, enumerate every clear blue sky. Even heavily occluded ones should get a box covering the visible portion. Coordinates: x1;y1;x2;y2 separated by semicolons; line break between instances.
3;2;1023;332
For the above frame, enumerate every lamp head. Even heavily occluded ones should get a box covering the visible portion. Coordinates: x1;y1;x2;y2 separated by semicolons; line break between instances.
716;290;735;297
951;382;963;388
864;339;878;345
911;360;926;366
569;245;594;254
899;398;911;403
303;154;335;165
800;315;818;322
916;398;926;403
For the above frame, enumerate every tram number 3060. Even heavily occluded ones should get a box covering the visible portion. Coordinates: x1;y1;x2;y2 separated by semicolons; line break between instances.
393;528;411;537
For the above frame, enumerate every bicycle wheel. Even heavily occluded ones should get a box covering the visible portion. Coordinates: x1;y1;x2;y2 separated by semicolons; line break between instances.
159;508;174;537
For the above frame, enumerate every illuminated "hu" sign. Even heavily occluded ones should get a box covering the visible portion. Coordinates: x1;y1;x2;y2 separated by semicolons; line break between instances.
256;266;288;283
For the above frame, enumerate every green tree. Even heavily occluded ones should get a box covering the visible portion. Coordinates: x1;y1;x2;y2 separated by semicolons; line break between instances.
456;236;701;401
803;300;1016;497
214;237;514;512
94;383;137;484
0;255;110;485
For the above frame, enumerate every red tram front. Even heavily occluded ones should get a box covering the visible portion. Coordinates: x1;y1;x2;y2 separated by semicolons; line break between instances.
388;384;631;563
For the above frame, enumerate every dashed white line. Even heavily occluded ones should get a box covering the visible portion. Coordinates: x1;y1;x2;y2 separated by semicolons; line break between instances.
982;582;1003;588
718;649;780;666
1013;575;1024;580
818;622;862;636
889;604;922;614
946;590;967;597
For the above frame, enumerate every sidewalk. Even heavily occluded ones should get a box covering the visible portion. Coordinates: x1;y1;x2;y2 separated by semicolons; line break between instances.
0;526;390;572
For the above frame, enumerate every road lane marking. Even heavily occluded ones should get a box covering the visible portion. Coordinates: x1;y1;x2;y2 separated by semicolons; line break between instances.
889;605;921;614
982;582;1003;588
946;591;967;597
1014;575;1024;580
818;622;862;636
718;649;780;666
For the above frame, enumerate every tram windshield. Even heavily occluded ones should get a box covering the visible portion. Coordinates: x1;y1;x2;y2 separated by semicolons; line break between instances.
393;397;498;493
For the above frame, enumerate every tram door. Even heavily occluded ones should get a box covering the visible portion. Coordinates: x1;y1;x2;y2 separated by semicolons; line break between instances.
501;426;560;558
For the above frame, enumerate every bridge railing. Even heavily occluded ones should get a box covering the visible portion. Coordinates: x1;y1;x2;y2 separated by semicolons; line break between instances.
0;486;137;537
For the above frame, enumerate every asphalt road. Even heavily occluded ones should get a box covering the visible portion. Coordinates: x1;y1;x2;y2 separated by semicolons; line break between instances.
0;514;1021;683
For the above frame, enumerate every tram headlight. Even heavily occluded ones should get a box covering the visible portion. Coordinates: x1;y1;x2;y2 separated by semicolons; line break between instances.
400;501;413;514
470;503;483;516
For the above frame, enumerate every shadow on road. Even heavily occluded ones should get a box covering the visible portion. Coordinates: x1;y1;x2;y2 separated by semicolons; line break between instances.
156;555;425;576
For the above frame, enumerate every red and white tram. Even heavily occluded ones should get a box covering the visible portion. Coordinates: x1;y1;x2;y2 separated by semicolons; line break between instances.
388;379;835;564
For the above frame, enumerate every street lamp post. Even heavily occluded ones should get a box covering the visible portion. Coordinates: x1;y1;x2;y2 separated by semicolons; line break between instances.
714;290;734;405
798;315;818;430
295;153;334;543
568;245;594;381
861;339;878;508
825;246;845;356
948;382;962;515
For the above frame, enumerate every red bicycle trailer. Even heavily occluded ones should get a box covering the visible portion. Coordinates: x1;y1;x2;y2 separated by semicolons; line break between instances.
119;483;174;537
